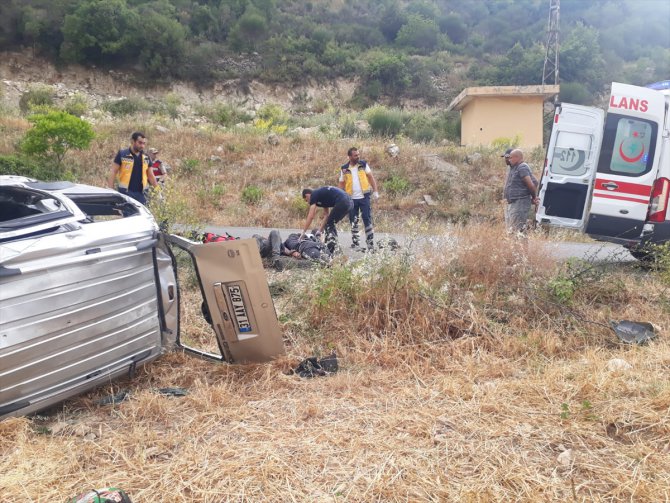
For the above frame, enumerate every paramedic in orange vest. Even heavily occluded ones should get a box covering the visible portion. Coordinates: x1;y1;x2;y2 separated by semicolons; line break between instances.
108;131;157;205
338;147;379;251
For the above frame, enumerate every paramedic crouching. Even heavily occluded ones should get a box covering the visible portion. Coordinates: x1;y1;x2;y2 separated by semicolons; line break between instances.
503;149;539;233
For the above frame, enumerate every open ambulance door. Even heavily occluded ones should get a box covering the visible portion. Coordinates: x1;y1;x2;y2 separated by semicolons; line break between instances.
536;103;604;230
584;82;666;243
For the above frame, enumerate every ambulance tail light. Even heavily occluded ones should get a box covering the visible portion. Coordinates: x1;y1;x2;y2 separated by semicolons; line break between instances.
648;177;670;222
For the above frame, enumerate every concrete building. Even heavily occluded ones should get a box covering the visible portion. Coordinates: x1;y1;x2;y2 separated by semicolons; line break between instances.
447;85;560;149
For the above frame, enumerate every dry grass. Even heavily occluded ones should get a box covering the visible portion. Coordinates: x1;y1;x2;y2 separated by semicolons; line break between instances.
57;122;528;232
3;224;668;502
2;119;669;501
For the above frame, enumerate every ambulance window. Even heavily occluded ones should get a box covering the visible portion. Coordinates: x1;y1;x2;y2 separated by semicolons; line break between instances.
597;114;657;177
551;131;591;176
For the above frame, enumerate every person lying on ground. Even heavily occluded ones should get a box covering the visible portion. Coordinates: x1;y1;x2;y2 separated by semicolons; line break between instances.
283;231;331;265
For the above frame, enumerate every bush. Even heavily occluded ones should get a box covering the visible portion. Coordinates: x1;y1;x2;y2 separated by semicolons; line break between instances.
204;103;252;127
102;97;149;117
0;154;71;181
366;106;406;137
180;158;201;175
20;111;95;169
383;174;412;196
64;93;89;117
241;185;263;205
405;113;436;143
254;103;288;134
19;85;54;114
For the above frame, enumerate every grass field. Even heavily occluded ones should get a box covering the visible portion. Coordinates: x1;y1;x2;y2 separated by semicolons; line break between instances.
1;119;669;501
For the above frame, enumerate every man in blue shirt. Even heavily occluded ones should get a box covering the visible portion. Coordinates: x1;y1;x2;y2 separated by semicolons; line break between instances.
301;186;353;255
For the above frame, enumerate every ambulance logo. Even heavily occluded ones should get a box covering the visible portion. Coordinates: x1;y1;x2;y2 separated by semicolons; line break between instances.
619;131;645;163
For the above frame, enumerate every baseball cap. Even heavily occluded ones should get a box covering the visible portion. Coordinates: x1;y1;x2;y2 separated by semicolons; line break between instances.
149;147;159;154
500;148;513;158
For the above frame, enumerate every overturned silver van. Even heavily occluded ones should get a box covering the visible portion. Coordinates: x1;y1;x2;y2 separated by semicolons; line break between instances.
0;176;284;420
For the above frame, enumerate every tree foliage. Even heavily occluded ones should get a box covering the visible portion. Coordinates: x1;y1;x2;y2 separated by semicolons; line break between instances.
0;0;666;104
20;111;95;169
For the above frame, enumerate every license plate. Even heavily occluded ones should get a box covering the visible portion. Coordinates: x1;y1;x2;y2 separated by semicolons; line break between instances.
227;284;252;332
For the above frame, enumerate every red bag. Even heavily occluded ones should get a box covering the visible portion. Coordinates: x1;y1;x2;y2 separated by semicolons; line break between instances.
203;232;237;243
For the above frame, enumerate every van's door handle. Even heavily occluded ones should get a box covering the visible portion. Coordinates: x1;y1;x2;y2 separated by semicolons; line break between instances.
602;182;619;190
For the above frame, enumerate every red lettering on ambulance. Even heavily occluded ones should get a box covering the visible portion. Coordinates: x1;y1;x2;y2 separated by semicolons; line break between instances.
610;95;649;113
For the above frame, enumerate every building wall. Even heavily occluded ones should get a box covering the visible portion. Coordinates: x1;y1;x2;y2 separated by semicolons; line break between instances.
460;96;545;148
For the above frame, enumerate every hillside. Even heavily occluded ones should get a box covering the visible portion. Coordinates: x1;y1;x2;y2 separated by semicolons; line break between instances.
1;0;668;108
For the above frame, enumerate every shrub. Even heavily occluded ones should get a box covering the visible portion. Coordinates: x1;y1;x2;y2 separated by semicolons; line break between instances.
383;174;411;196
204;103;252;127
19;85;54;114
0;154;70;181
366;106;406;137
291;194;308;214
146;178;201;234
63;93;89;117
180;158;201;175
405;113;436;143
241;185;263;205
20;111;95;169
102;97;149;117
254;103;288;134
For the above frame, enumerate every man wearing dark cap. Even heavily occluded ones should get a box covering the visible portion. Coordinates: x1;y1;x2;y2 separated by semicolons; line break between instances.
502;148;539;233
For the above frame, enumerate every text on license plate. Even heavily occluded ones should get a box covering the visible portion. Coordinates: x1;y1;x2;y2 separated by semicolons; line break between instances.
227;284;252;332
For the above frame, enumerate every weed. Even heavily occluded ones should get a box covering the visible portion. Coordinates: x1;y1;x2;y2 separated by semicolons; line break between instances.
241;185;263;205
63;93;89;117
383;174;411;197
180;158;201;175
19;85;54;114
102;97;149;117
366;106;406;137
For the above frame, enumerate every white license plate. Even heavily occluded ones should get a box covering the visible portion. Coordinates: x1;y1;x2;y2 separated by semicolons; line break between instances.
227;284;252;332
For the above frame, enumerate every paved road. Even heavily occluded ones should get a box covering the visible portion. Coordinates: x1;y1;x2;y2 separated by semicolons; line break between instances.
205;226;635;263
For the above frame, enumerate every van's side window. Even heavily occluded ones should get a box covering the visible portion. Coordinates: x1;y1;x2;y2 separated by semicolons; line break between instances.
597;114;658;177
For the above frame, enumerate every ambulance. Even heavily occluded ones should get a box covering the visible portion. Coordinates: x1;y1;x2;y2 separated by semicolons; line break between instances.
536;80;670;259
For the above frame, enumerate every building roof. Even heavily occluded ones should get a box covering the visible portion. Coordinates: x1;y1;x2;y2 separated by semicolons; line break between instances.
447;84;560;111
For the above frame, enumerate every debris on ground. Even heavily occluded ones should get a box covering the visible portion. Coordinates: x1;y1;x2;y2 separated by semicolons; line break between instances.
610;320;656;344
291;353;338;378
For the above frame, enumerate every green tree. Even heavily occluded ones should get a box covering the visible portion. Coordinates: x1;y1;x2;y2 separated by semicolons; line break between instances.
60;0;140;64
136;8;187;77
362;51;411;97
439;13;468;44
228;5;268;51
20;111;95;170
560;24;607;94
395;14;439;52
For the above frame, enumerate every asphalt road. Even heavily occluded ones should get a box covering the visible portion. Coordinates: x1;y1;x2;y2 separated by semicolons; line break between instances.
205;225;636;263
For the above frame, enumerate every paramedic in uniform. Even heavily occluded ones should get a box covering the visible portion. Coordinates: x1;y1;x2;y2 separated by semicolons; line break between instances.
301;186;353;255
338;147;379;251
503;149;539;233
108;131;158;205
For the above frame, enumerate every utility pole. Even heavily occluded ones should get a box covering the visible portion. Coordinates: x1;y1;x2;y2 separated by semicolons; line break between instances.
542;0;560;89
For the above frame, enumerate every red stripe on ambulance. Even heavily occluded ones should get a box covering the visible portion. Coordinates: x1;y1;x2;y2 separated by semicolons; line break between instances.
594;178;652;197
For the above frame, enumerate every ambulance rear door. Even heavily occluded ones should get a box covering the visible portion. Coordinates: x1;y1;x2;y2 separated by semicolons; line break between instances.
584;82;666;243
536;103;604;230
